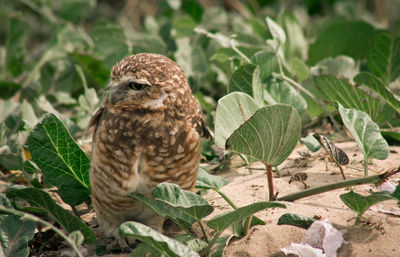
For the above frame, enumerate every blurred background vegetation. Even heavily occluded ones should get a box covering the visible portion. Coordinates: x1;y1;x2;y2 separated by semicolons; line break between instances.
1;0;400;171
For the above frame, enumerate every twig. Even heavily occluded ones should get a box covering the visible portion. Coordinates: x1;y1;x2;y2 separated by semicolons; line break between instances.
278;165;400;202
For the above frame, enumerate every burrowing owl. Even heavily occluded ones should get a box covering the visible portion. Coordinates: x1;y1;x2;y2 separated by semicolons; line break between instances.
89;53;211;240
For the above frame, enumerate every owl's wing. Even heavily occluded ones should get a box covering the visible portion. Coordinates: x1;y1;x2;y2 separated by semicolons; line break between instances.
89;106;105;142
194;116;214;140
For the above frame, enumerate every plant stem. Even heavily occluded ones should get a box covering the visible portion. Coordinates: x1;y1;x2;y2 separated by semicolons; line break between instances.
278;165;400;202
215;189;238;209
265;163;275;201
215;189;253;235
198;221;209;242
0;206;84;257
200;231;223;257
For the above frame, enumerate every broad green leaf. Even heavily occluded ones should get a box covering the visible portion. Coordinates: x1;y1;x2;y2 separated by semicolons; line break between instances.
90;21;129;68
340;190;393;218
390;37;400;81
131;234;207;257
338;103;389;160
5;17;25;77
119;221;200;257
366;30;392;81
181;0;204;22
6;187;96;244
153;183;213;221
70;53;109;86
251;51;278;81
300;133;321;152
214;92;259;148
280;11;308;60
231;216;266;237
390;184;400;201
314;75;381;121
0;81;22;99
277;213;315;229
26;113;90;205
209;236;230;257
264;80;307;115
172;15;197;38
316;56;358;79
207;201;285;232
289;57;310;82
230;64;257;96
174;234;207;252
226;104;301;166
354;72;400;114
252;67;264;106
381;131;400;144
130;34;167;55
0;210;35;257
130;193;195;228
58;0;96;21
309;21;375;64
266;17;286;46
195;167;229;190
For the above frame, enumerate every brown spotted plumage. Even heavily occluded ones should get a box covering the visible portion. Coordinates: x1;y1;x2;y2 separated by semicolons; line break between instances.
89;53;210;240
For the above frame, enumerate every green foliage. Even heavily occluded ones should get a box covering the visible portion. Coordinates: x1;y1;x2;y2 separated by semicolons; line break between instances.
338;103;389;162
300;133;321;152
226;104;301;166
6;187;96;244
339;190;396;224
207;201;285;232
120;222;200;257
277;213;316;229
1;1;399;255
26;114;91;206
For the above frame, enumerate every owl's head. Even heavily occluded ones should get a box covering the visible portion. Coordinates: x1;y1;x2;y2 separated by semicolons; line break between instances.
105;53;191;111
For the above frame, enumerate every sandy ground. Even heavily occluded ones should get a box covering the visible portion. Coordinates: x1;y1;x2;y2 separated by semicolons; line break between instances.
202;142;400;257
37;141;400;256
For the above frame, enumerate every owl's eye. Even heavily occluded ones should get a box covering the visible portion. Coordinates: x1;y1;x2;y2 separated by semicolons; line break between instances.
127;82;148;91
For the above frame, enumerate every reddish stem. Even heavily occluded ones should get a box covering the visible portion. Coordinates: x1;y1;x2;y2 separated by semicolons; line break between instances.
265;163;274;201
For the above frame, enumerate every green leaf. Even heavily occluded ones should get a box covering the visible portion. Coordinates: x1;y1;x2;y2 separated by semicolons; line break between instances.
214;92;259;148
195;167;229;190
252;67;264;106
264;79;307;115
26;113;90;205
230;64;257;96
6;187;96;244
300;133;321;152
354;72;400;114
390;37;400;81
309;21;375;64
314;75;381;121
207;201;285;232
58;0;96;21
0;81;22;99
0;210;35;257
366;30;392;81
90;21;129;68
174;234;207;252
280;11;308;60
316;55;358;79
231;216;266;237
226;104;301;166
277;213;315;229
172;15;197;38
153;183;214;221
266;17;286;46
338;103;389;160
119;221;200;257
70;53;109;86
209;235;230;257
5;16;25;77
340;190;393;219
251;51;278;81
130;193;195;228
289;57;310;82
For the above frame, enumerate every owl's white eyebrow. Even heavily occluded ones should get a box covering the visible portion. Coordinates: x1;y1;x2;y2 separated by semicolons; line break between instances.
109;76;152;88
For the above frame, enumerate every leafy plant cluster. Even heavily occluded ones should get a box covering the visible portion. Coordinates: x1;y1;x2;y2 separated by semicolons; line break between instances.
1;0;400;256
